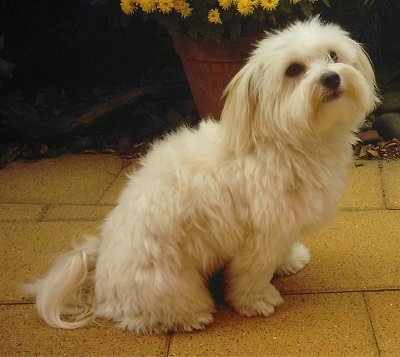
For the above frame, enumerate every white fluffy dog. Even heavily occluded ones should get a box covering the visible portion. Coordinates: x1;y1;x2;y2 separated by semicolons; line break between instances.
24;18;379;334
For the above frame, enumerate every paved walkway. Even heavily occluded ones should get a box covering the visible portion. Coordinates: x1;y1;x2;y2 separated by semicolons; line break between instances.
1;154;399;356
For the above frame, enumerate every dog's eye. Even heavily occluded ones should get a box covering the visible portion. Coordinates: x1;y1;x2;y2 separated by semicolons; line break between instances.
285;63;305;77
329;51;338;62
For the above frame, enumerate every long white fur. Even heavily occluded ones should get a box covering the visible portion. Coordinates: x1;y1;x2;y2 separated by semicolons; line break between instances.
23;18;379;334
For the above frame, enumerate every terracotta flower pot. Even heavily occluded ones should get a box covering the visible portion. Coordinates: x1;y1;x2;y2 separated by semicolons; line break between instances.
172;32;262;119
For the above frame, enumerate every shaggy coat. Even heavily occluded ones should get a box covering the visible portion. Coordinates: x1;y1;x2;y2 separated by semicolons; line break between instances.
24;18;379;334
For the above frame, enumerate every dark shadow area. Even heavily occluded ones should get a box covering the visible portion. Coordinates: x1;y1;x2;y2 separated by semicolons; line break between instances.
0;0;198;166
0;0;399;167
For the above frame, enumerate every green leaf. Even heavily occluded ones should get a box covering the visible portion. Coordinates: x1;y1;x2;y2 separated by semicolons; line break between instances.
321;0;331;8
300;3;313;18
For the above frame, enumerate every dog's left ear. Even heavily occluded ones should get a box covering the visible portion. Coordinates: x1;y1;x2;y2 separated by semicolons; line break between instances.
354;42;375;85
221;61;260;153
353;41;381;111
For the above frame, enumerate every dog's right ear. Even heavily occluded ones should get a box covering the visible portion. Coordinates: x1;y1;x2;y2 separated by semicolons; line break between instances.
221;62;260;153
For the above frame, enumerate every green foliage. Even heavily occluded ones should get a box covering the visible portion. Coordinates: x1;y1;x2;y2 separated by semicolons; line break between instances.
322;0;400;65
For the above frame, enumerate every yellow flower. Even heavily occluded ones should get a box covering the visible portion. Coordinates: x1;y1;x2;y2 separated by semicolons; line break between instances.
218;0;233;10
157;0;174;13
138;0;157;12
290;0;301;4
174;0;193;18
208;8;222;24
260;0;279;10
120;0;137;15
237;0;255;16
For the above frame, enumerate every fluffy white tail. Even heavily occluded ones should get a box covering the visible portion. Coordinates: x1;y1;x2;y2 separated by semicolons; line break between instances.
22;237;99;329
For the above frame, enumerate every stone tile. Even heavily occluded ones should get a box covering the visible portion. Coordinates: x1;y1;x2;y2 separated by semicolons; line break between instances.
99;172;129;205
0;304;168;356
0;203;43;222
99;162;136;205
169;293;378;356
381;160;400;209
364;291;400;356
1;221;99;303
340;161;385;210
274;210;400;294
43;204;113;221
0;154;122;205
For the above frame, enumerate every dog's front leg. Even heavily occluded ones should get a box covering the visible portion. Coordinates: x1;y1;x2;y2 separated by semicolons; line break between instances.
224;238;284;317
275;242;311;276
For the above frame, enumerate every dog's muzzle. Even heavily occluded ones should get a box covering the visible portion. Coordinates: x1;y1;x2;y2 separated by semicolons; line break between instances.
321;71;342;101
321;71;341;89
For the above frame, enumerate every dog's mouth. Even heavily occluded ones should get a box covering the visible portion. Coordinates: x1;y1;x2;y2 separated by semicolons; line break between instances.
322;89;344;103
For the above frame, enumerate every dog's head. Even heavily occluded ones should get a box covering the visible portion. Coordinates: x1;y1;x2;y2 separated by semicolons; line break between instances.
221;17;380;153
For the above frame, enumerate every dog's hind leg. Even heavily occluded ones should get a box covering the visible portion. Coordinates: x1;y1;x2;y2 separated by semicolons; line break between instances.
275;242;311;276
97;264;216;334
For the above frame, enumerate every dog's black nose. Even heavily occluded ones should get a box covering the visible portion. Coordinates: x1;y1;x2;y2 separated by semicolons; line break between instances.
321;72;341;89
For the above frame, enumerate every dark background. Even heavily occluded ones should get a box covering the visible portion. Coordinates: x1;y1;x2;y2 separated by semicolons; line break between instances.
1;0;399;96
0;0;178;96
0;0;399;164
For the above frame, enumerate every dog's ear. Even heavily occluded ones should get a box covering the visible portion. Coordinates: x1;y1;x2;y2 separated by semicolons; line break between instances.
353;41;381;111
354;43;375;85
221;62;260;153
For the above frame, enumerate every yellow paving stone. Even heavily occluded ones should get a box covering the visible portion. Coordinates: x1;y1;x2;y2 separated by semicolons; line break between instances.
98;162;136;204
381;160;400;209
43;204;113;221
0;203;43;222
1;221;99;303
99;171;130;205
274;210;400;294
0;154;123;204
0;304;169;356
169;293;378;356
340;161;385;210
0;153;397;356
364;291;400;356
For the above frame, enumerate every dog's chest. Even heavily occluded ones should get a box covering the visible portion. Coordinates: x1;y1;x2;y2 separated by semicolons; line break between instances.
236;156;348;236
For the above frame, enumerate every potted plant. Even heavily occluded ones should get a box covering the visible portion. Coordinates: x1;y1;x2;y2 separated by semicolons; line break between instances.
120;0;330;118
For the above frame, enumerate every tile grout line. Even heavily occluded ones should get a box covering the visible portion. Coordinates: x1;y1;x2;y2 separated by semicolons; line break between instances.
377;159;388;210
95;163;127;205
0;301;35;306
1;202;396;213
37;204;52;222
362;292;382;356
7;288;400;306
164;333;173;357
280;288;400;297
7;288;400;305
0;200;116;206
339;207;394;212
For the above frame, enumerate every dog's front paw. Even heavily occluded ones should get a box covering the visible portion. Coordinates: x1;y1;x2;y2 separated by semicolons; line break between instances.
230;283;283;317
276;242;311;276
